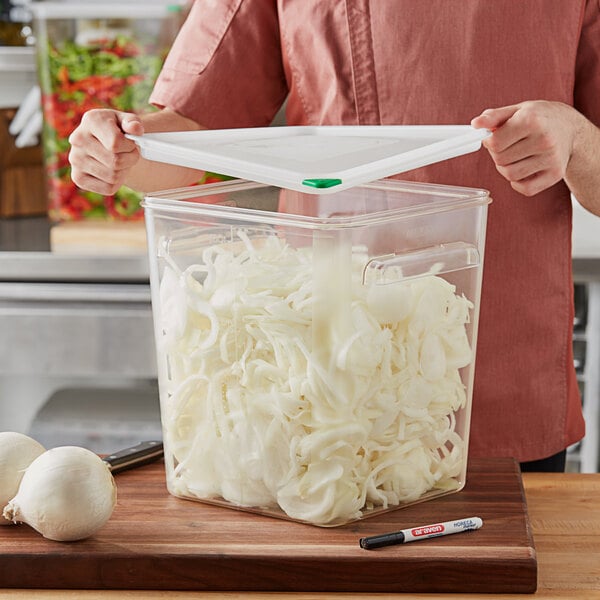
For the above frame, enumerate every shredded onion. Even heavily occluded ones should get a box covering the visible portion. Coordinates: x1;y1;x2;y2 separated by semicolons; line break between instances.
156;230;474;525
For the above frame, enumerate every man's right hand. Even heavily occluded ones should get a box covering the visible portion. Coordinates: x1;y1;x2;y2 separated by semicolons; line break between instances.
69;109;144;195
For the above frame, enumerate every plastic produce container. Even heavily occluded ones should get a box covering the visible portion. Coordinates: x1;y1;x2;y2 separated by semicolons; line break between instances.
141;124;492;526
30;2;184;221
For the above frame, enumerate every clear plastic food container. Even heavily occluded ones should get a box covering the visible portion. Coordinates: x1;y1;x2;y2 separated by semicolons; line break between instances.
143;176;491;526
30;2;184;221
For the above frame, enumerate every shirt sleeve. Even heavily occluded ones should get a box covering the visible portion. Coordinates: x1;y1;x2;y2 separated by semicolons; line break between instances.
574;0;600;125
150;0;288;129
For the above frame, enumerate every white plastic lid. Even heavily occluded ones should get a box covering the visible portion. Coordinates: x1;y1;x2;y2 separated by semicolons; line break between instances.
128;125;491;194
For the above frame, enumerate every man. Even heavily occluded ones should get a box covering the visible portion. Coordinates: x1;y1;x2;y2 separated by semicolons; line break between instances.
68;0;600;471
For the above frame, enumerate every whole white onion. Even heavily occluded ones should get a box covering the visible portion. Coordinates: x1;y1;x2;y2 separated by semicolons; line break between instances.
0;432;45;525
3;446;117;541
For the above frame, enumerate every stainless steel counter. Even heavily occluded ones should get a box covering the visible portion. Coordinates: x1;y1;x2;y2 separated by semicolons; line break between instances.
0;217;155;379
0;217;157;439
0;217;149;282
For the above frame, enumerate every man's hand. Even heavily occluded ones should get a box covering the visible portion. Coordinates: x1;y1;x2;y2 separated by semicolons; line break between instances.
68;107;205;194
471;100;588;196
69;109;144;195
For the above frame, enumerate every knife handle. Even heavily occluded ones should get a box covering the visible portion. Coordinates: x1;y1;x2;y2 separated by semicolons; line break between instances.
103;440;164;474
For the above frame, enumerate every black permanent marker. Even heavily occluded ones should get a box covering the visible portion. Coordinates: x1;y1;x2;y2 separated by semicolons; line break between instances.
359;516;483;550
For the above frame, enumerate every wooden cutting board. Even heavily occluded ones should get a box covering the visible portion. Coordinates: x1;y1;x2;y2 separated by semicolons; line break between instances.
0;457;537;594
49;221;147;254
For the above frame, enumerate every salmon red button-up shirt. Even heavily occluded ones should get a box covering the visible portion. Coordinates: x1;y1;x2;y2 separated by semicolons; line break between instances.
151;0;600;462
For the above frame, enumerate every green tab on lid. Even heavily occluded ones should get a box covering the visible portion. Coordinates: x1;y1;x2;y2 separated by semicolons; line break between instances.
302;178;343;189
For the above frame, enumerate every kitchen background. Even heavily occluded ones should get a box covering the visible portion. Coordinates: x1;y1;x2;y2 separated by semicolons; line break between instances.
1;0;598;473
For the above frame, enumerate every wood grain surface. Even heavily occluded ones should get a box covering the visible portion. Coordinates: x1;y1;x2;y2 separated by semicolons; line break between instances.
0;108;47;218
49;221;147;254
524;472;600;593
0;457;537;594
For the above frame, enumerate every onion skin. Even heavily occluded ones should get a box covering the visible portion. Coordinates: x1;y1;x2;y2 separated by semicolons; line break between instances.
0;432;46;526
3;446;117;542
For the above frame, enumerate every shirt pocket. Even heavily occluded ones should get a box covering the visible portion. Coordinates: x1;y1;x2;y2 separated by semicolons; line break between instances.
163;0;244;75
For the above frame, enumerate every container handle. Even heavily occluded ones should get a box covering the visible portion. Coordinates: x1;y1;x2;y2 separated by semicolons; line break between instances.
363;242;480;285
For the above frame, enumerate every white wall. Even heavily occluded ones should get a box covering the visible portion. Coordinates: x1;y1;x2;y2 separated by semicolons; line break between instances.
573;196;600;258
